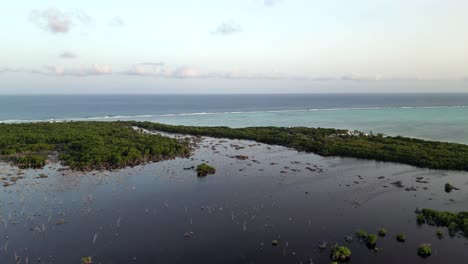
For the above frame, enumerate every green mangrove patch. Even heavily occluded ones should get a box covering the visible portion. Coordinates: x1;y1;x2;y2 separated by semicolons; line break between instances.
330;244;351;261
396;233;406;242
0;122;190;170
196;163;216;177
417;244;432;258
417;208;468;237
127;121;468;171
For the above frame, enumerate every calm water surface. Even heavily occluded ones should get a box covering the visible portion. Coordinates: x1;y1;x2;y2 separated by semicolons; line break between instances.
1;135;467;263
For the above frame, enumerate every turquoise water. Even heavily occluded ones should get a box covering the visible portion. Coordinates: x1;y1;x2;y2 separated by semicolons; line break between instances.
0;94;467;144
119;106;468;144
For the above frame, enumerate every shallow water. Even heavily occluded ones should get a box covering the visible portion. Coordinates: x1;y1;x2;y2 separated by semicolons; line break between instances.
2;94;468;144
1;136;468;263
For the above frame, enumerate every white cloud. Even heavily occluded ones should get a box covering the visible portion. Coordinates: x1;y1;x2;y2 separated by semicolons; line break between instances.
3;63;457;82
125;62;166;76
30;8;72;33
30;8;92;33
124;63;200;78
212;21;242;35
172;66;200;78
41;64;112;76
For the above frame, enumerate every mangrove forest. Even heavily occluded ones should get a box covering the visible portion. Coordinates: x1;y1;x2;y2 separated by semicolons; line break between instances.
127;121;468;171
0;122;190;170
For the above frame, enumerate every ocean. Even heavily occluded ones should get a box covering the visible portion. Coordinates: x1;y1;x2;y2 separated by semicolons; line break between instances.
1;93;468;143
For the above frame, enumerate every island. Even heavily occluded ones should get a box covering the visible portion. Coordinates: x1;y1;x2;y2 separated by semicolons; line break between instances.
1;121;468;171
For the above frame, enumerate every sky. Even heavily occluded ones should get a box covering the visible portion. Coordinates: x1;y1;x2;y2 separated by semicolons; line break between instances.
1;0;468;94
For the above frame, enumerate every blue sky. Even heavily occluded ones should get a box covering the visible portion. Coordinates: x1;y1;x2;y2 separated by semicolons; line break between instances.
1;0;468;93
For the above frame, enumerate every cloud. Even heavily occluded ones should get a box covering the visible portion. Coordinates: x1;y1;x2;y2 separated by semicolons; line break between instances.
123;63;200;78
125;62;166;76
110;16;125;27
263;0;281;7
30;8;72;33
59;51;77;59
212;21;242;35
30;8;92;33
41;64;112;76
3;63;445;82
172;66;200;78
122;64;289;80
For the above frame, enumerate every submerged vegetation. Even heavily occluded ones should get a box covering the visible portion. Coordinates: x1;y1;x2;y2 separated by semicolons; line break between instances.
378;228;387;237
127;121;468;171
0;122;190;170
356;229;368;239
396;233;406;242
417;208;468;237
196;163;216;177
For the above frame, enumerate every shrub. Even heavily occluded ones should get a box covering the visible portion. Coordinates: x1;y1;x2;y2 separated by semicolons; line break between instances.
330;244;351;261
396;233;406;242
445;183;459;193
356;229;368;239
366;234;378;248
378;228;387;237
196;163;216;177
416;214;425;225
417;244;432;258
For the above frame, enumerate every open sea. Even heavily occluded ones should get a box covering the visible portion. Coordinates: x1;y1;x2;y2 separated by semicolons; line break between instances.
1;93;468;143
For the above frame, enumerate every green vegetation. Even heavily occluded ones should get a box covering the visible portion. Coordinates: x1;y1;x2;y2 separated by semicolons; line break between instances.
0;122;190;170
417;244;432;258
378;228;387;237
418;208;468;237
366;234;378;248
330;244;351;261
127;121;468;171
445;183;459;193
6;121;468;172
196;163;216;177
396;233;406;242
436;229;444;239
417;214;426;225
356;229;368;239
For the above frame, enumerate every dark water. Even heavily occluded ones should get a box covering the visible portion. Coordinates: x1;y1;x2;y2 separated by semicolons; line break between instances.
1;135;467;263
